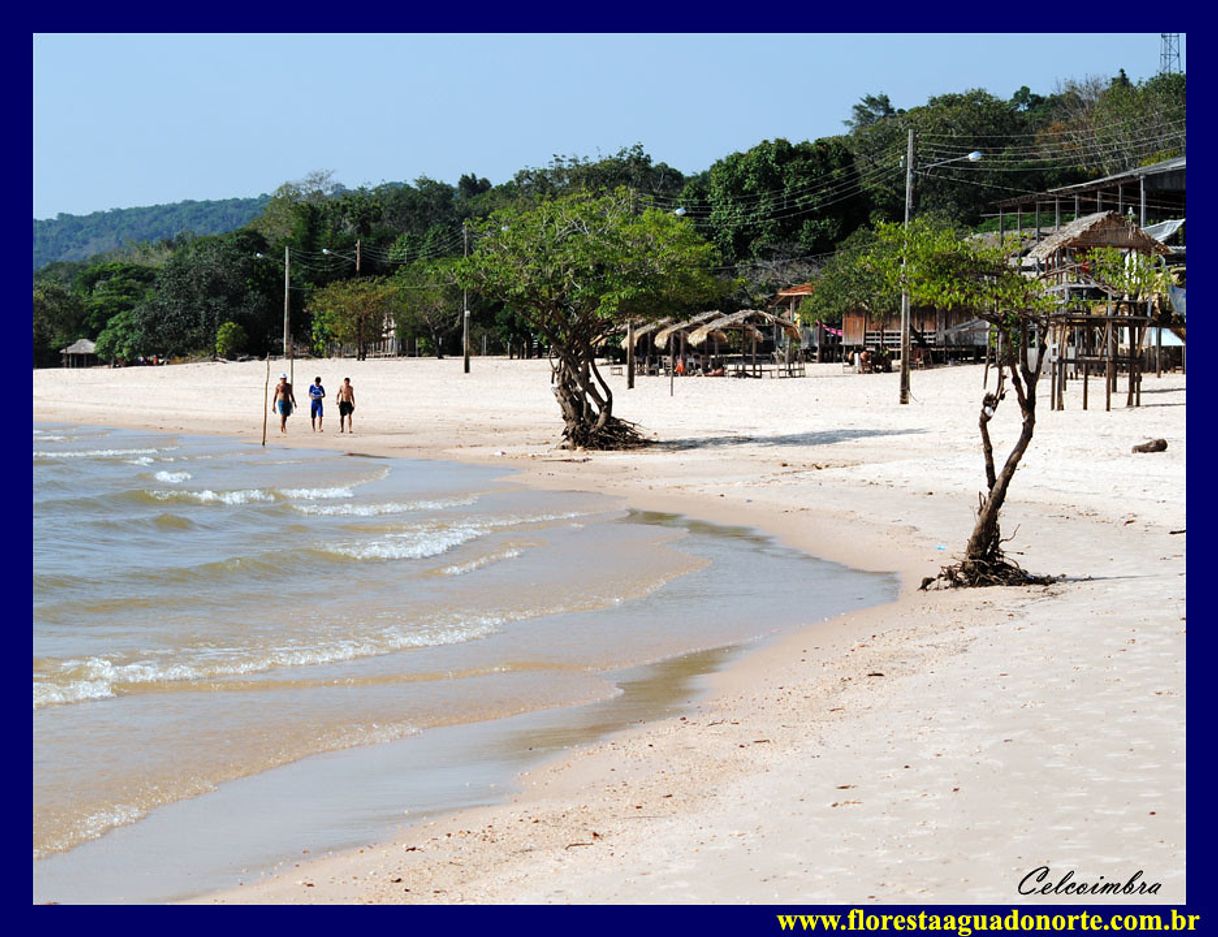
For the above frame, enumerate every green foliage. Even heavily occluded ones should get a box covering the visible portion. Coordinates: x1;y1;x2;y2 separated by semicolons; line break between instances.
1083;247;1171;306
33;281;86;367
215;321;249;359
74;261;157;337
392;259;463;356
460;187;723;345
133;230;276;357
308;276;398;356
799;227;897;325
703;137;866;263
94;309;145;363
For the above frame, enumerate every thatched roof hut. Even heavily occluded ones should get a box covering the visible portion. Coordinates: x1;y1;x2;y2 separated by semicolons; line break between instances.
652;310;724;347
1026;211;1169;265
60;339;98;368
687;309;800;347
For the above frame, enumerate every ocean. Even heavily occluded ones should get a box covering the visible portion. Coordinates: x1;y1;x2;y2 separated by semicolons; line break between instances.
33;423;897;902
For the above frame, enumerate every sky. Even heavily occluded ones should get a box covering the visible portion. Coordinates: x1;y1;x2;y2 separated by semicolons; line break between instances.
32;33;1184;220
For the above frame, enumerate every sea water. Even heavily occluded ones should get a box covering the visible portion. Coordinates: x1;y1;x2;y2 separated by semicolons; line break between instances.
33;423;897;902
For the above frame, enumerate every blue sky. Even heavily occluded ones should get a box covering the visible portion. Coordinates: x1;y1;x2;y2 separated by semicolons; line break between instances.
33;33;1182;219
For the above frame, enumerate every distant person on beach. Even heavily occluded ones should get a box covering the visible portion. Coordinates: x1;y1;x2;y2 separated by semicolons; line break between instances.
337;377;356;434
272;373;297;434
308;377;326;432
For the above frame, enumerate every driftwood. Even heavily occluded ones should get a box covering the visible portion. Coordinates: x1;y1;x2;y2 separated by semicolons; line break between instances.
1132;438;1168;453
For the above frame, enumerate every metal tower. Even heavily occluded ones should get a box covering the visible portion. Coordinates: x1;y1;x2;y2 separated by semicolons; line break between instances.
1160;34;1182;75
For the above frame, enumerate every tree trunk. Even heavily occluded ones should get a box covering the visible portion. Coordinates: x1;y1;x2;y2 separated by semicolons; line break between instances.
550;343;641;449
951;324;1052;587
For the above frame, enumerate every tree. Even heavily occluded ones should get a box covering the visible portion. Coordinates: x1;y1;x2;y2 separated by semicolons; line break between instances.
393;259;463;357
798;227;898;327
864;219;1056;586
215;321;249;359
133;230;276;357
309;277;397;360
460;188;723;449
33;281;86;367
94;309;145;363
74;261;157;337
703;137;867;263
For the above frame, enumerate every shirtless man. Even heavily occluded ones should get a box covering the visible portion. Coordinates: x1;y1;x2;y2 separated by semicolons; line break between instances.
272;373;297;434
336;377;356;434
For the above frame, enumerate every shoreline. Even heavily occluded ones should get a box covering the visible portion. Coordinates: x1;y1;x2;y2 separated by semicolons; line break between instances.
34;358;1186;903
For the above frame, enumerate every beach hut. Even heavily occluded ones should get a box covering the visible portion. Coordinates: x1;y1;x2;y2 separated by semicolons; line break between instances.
1018;212;1171;412
60;339;98;369
687;309;802;377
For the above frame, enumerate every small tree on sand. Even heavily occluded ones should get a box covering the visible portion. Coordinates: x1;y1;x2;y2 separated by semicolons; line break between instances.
309;277;396;360
459;188;723;449
868;219;1058;586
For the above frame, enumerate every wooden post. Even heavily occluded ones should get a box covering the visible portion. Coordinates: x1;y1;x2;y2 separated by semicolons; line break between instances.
1156;325;1163;378
1105;310;1114;412
1083;363;1089;410
261;354;270;446
627;321;635;389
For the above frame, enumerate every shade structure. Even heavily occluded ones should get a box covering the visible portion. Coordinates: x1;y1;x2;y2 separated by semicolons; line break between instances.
652;310;725;347
687;309;799;347
619;317;673;350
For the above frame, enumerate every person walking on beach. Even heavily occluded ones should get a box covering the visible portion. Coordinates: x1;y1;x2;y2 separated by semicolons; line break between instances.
272;372;297;434
337;377;356;434
308;376;326;432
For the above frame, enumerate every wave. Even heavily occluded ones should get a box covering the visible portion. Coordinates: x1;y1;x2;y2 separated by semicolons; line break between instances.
278;485;355;500
323;524;487;561
144;488;276;506
291;495;479;517
439;546;525;576
33;615;507;709
153;470;192;483
35;448;163;460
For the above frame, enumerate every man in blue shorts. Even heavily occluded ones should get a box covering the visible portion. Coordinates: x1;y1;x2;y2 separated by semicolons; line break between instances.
308;376;326;432
272;372;297;434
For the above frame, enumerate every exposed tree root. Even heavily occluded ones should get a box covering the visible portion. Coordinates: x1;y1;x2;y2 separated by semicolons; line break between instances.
922;551;1057;590
560;416;651;451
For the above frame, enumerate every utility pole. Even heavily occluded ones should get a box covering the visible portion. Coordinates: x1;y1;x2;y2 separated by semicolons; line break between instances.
355;239;363;361
463;222;471;374
899;127;915;405
283;245;292;385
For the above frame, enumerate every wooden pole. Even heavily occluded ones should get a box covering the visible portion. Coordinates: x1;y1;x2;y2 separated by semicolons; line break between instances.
261;354;270;446
283;246;292;386
1105;312;1113;412
627;321;635;389
1083;362;1089;410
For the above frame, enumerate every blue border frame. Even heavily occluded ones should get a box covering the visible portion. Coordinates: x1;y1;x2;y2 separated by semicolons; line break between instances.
22;12;1201;929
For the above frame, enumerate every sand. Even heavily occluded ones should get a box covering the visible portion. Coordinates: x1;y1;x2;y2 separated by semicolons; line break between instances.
33;357;1187;904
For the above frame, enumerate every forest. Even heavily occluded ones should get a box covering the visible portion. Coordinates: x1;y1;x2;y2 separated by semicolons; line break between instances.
32;70;1184;369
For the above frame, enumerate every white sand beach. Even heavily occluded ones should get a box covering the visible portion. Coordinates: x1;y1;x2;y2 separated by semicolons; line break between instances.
34;357;1187;903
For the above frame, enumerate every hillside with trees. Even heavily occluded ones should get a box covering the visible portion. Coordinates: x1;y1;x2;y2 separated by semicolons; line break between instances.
33;70;1184;370
34;196;272;270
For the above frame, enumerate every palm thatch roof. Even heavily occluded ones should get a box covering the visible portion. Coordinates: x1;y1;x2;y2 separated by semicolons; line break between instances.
617;317;673;349
61;339;97;355
687;309;799;347
1026;211;1169;264
652;310;724;346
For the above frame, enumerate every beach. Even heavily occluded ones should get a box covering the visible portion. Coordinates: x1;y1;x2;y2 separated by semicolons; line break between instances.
33;357;1186;903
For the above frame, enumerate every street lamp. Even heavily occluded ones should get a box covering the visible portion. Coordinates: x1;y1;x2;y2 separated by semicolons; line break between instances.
899;134;982;404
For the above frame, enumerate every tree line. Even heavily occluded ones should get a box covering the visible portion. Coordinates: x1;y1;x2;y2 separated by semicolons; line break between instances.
33;70;1184;370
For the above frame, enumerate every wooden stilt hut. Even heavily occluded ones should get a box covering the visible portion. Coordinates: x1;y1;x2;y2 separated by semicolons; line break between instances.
1023;211;1169;411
